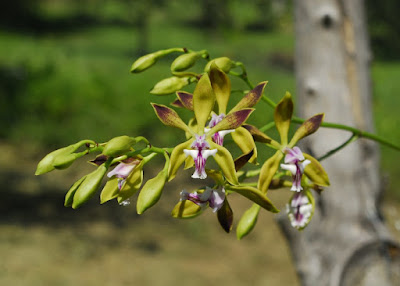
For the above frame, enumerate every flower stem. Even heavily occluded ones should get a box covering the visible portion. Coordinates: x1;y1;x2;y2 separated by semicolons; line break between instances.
317;134;359;161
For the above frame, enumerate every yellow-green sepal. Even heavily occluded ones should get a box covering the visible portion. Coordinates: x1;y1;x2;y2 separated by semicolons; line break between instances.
64;175;86;207
230;81;268;113
289;113;324;147
258;150;284;193
100;176;119;204
274;92;293;145
236;204;261;240
193;73;215;132
209;141;239;185
304;153;330;187
72;165;108;209
209;64;231;114
207;109;254;135
168;139;193;181
151;103;191;133
171;200;203;219
117;163;144;203
226;185;279;213
150;76;190;95
231;126;258;164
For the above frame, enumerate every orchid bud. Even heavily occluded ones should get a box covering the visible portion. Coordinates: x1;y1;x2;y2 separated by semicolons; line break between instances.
130;48;185;73
150;76;190;95
171;52;200;72
64;176;86;207
35;140;90;175
53;153;81;170
236;204;260;240
204;57;234;73
72;165;107;209
102;136;135;157
136;169;168;214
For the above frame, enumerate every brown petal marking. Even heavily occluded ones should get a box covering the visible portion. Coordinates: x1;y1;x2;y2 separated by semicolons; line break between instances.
242;124;272;143
176;91;194;110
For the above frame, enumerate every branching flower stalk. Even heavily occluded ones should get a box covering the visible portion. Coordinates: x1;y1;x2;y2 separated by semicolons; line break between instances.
35;47;400;239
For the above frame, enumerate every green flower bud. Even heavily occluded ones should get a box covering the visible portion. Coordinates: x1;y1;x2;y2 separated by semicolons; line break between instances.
130;52;161;73
53;153;81;170
150;76;190;95
236;204;260;240
204;57;234;73
35;140;90;175
64;176;86;207
130;48;185;73
171;52;200;72
136;169;168;214
72;165;107;209
102;136;135;157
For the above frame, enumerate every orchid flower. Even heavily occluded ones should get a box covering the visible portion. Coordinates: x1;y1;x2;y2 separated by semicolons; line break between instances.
152;72;254;185
180;187;226;212
280;147;311;192
172;66;268;165
286;191;314;229
107;160;139;190
258;92;329;194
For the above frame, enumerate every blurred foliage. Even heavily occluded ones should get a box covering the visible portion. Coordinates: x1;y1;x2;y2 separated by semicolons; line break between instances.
366;0;400;60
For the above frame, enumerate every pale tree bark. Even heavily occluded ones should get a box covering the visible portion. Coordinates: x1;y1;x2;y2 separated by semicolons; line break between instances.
277;1;400;285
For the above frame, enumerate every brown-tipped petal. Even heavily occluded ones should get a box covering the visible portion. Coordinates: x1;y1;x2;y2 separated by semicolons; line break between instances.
168;140;193;181
209;64;231;114
242;124;273;144
231;81;268;112
171;200;203;219
231;127;257;164
257;151;284;194
151;103;191;133
274;92;293;145
303;153;330;187
289;113;325;147
217;199;233;233
193;73;215;132
89;154;109;166
208;108;254;135
209;142;239;185
234;149;254;172
227;185;279;213
176;91;194;110
171;98;185;109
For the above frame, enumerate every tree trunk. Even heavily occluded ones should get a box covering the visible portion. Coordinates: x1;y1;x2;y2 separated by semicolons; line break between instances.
277;1;400;285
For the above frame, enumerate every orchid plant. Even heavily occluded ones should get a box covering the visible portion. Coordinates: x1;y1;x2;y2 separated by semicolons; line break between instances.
35;48;400;239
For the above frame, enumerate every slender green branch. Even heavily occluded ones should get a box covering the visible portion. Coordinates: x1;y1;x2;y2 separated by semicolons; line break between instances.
259;121;276;132
317;134;359;161
261;95;277;109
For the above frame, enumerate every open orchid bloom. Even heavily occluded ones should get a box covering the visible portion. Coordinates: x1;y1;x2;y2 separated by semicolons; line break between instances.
180;187;226;212
280;147;311;192
183;134;218;179
107;160;139;190
286;191;313;229
152;71;254;185
204;113;234;146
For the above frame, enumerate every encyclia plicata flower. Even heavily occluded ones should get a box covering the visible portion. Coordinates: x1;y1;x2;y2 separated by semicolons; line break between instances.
151;72;254;185
280;147;311;192
183;134;217;179
286;191;313;229
107;160;139;190
180;187;225;212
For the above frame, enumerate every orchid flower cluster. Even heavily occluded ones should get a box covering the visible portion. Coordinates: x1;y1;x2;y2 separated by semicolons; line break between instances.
35;48;331;239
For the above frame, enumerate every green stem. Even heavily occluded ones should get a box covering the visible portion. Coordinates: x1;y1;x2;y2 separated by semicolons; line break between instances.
259;121;276;132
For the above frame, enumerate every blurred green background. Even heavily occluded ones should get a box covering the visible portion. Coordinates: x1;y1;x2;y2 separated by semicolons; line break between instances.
0;1;399;285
